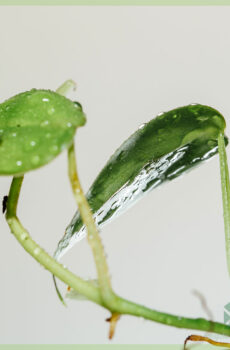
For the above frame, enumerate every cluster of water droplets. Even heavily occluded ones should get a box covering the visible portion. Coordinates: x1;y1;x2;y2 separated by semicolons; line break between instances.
55;147;188;259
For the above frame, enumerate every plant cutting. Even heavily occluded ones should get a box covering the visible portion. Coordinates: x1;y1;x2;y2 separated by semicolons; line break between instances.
2;80;230;347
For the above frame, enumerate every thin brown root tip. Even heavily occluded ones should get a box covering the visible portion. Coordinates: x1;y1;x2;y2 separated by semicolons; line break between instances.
184;334;230;349
67;286;71;292
184;335;192;350
106;313;121;340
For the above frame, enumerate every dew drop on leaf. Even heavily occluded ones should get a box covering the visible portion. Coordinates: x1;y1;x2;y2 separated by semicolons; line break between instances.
138;123;145;130
50;145;58;153
0;88;86;175
197;116;208;122
41;120;49;127
31;155;40;165
208;140;216;148
48;107;55;115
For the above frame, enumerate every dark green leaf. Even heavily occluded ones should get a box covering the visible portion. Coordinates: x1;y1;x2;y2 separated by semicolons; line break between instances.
55;104;227;260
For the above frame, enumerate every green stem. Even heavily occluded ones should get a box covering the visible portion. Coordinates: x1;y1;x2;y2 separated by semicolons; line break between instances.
6;176;102;305
218;133;230;276
5;176;230;338
56;80;77;96
66;141;230;338
6;176;23;217
112;295;230;337
53;78;78;306
68;142;114;304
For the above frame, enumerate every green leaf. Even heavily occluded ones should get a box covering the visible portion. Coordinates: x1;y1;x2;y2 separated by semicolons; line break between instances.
0;89;86;175
55;104;228;260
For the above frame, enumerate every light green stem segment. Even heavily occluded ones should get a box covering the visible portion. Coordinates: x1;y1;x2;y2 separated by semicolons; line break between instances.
5;177;102;305
56;80;77;96
68;142;113;303
218;133;230;276
5;175;230;338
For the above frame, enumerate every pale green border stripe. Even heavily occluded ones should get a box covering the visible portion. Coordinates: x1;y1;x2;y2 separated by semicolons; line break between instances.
0;346;218;349
1;0;230;5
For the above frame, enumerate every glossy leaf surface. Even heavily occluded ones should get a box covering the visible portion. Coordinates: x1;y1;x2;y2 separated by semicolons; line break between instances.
0;89;86;175
55;104;227;260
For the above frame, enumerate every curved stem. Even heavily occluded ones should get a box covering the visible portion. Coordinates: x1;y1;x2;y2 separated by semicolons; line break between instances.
6;176;102;305
66;141;230;338
112;295;230;336
5;176;230;339
68;142;114;304
6;176;23;217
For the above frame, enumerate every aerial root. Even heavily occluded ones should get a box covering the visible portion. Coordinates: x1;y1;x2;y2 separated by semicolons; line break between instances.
192;289;214;321
106;312;121;340
184;334;230;349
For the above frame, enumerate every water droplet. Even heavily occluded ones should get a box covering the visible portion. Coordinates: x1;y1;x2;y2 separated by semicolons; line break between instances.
34;247;41;255
21;233;28;241
50;145;58;153
30;140;36;147
138;123;145;130
12;132;17;137
42;98;49;102
212;115;223;129
0;129;3;133
117;151;125;161
7;218;13;225
74;101;82;109
157;112;165;119
31;155;40;165
173;114;177;119
67;122;72;127
208;140;216;148
41;120;49;126
197;116;208;122
48;107;55;115
16;160;22;166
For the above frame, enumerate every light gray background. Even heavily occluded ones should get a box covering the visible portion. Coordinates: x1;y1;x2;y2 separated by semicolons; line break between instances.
0;5;230;344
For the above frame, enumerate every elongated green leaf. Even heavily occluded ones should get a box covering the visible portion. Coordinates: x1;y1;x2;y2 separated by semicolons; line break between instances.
0;89;86;175
55;104;228;260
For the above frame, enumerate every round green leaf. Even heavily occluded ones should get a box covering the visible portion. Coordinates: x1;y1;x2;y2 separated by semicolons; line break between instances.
0;89;86;175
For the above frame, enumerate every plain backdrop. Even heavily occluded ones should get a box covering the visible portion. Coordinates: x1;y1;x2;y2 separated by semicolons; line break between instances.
0;5;230;344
